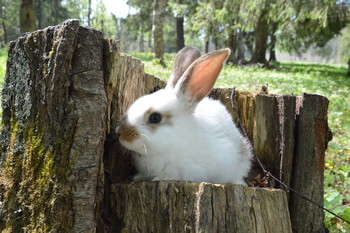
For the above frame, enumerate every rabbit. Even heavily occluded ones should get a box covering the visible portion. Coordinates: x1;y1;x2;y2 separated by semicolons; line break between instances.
116;46;252;185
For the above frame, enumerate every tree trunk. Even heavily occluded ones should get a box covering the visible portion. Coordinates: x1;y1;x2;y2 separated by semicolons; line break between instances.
269;24;277;62
245;32;254;57
52;0;61;24
213;25;219;50
227;30;238;63
1;19;6;44
20;0;36;33
35;0;42;29
152;0;167;66
176;16;184;52
0;19;106;232
289;94;330;233
347;57;350;77
139;25;145;52
269;40;276;62
250;12;268;64
148;31;152;50
237;30;246;64
205;39;209;53
0;2;7;44
88;0;92;26
116;18;122;40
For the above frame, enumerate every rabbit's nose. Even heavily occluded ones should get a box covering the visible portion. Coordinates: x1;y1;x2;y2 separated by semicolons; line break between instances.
116;124;140;142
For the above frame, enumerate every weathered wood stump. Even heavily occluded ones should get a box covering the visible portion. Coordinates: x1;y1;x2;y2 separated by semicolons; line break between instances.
0;20;330;232
111;181;291;233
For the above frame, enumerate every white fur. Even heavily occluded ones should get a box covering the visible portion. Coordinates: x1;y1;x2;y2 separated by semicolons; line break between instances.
118;47;252;184
119;90;252;185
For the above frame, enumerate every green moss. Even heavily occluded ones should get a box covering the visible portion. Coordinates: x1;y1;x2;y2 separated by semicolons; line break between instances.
1;119;26;232
0;117;75;232
48;40;59;59
19;128;53;228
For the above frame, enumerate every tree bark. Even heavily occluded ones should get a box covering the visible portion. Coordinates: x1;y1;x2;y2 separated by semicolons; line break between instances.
250;12;268;64
176;16;185;52
289;94;330;233
111;181;292;233
254;95;296;189
35;0;42;29
88;0;92;26
52;0;61;24
245;32;254;57
347;57;350;77
139;21;145;52
228;30;238;63
152;0;167;66
0;2;7;44
237;30;246;63
269;24;277;62
20;0;36;33
0;19;106;232
213;25;219;50
210;89;331;232
205;39;209;53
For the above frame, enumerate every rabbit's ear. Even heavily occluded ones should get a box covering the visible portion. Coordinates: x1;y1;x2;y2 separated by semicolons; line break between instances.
166;46;201;89
175;48;230;103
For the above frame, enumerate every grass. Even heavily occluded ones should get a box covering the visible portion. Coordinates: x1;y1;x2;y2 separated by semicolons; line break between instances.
0;49;348;231
132;52;350;232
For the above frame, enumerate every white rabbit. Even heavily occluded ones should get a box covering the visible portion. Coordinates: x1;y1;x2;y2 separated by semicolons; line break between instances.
117;46;252;185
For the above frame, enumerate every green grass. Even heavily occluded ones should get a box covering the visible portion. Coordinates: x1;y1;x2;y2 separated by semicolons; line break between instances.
0;50;348;232
133;52;350;232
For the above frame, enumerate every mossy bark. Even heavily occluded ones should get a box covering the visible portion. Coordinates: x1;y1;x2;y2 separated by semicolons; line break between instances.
0;19;106;232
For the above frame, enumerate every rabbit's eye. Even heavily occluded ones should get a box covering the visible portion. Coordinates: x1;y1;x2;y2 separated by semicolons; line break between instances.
149;112;162;124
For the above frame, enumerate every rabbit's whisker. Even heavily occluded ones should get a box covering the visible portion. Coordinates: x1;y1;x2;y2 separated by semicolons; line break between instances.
142;143;148;155
141;134;151;143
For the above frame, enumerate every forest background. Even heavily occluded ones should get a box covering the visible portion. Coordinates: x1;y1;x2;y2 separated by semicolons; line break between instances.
0;0;349;66
0;0;350;232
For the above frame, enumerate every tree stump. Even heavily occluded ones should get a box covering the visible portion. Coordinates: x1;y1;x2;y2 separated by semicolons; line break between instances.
289;94;330;233
0;19;106;232
0;20;331;233
111;181;291;233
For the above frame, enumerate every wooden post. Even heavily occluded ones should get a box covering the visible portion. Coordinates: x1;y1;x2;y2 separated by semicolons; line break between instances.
254;94;296;189
289;94;330;233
